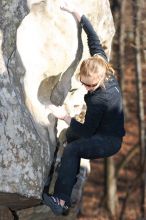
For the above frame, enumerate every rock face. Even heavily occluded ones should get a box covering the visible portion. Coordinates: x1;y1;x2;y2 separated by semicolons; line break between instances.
0;0;115;218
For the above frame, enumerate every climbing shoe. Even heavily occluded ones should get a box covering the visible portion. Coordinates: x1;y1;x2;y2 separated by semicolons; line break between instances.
62;204;70;216
42;193;63;215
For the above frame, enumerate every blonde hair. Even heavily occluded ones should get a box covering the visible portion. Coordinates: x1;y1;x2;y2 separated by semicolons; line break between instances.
79;55;115;88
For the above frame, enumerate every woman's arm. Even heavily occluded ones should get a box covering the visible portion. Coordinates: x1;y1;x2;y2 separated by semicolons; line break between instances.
69;96;107;138
60;1;108;60
80;15;108;60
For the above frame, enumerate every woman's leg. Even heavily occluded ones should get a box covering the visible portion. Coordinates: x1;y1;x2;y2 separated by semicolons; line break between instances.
54;135;122;206
54;141;81;206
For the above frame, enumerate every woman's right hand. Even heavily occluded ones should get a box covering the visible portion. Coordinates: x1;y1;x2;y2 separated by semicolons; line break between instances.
46;104;67;120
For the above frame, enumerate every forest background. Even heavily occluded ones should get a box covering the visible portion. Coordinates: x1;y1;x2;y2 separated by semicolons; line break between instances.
78;0;146;220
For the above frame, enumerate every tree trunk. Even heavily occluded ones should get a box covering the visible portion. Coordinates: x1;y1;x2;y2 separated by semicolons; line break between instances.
119;0;128;116
141;0;146;62
133;0;146;218
105;157;118;218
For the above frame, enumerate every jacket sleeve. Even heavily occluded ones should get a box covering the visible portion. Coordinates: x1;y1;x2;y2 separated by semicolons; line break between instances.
80;15;108;61
69;96;107;138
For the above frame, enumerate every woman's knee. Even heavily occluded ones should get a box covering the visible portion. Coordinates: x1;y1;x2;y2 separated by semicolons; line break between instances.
114;143;121;155
108;142;122;157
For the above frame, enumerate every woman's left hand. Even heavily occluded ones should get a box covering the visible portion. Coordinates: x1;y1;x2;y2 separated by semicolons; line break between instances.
60;0;75;13
46;104;68;120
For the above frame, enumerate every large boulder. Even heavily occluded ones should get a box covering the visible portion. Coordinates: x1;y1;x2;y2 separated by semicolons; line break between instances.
0;0;115;218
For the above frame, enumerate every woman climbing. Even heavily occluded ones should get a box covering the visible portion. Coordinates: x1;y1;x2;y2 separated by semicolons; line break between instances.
42;1;125;216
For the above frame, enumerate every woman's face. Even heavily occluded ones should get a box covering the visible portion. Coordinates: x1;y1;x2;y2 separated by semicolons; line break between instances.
80;75;99;92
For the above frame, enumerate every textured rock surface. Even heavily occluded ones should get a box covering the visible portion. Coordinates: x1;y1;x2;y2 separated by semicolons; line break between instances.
17;204;78;220
0;0;55;200
0;0;115;218
0;206;14;220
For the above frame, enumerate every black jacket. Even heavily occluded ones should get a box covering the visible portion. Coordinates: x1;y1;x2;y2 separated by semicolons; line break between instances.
69;15;125;138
